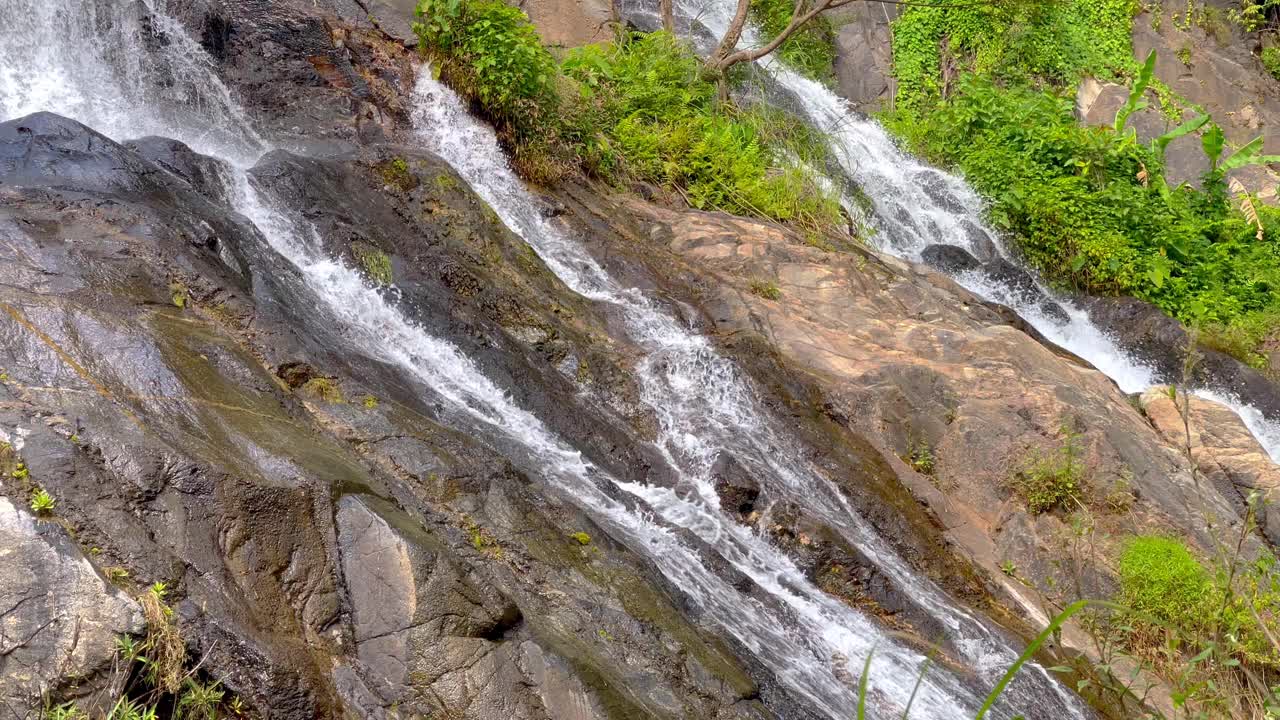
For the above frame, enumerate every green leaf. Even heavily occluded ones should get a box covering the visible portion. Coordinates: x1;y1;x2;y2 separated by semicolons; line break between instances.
975;600;1092;720
1202;123;1225;170
1152;113;1210;160
856;647;876;720
1115;51;1156;133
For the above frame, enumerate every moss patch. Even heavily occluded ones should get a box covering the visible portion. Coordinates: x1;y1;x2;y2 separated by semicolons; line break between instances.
352;242;394;286
302;377;345;404
376;157;419;192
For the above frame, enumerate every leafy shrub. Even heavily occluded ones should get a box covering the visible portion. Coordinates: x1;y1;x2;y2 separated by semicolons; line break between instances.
1117;535;1280;671
412;1;844;232
1264;46;1280;81
1013;425;1084;513
883;76;1280;366
890;0;1137;111
749;0;836;80
749;279;782;300
1118;535;1210;629
562;32;842;229
413;0;556;119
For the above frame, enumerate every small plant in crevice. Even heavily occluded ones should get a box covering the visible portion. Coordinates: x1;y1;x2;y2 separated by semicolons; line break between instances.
169;281;189;310
463;515;503;558
377;157;419;192
748;279;782;300
569;531;591;546
1013;423;1086;514
42;576;247;720
301;377;344;404
903;439;935;476
29;487;55;515
352;243;394;286
362;394;379;409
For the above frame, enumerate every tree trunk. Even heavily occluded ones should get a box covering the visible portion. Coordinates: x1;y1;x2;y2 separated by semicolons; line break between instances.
660;0;674;33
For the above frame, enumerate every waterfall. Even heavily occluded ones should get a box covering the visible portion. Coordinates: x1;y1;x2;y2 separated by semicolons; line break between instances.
411;71;1089;720
675;0;1280;464
0;1;1059;718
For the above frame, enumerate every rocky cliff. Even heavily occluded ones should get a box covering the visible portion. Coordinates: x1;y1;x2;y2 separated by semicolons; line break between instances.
2;1;1278;719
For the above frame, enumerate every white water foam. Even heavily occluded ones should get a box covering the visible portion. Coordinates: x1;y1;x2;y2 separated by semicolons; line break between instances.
412;69;1088;719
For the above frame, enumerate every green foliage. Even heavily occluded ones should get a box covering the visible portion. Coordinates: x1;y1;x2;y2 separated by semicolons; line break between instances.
891;0;1137;111
29;487;54;515
377;157;419;192
1013;423;1084;513
1263;46;1280;81
413;0;843;231
1117;534;1280;671
884;75;1280;366
169;282;188;310
362;394;380;409
562;32;841;229
905;439;935;475
748;279;782;300
569;531;591;545
749;0;836;80
414;0;555;118
302;377;345;403
1118;535;1209;628
353;243;393;286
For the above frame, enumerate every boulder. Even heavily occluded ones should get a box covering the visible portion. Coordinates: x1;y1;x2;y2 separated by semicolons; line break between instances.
1083;296;1280;421
711;453;761;517
1140;388;1280;544
125;136;233;202
921;244;981;274
832;4;900;113
0;496;143;710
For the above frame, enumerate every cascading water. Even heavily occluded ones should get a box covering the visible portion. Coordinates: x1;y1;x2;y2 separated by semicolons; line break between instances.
412;71;1090;720
0;1;1067;718
679;0;1280;462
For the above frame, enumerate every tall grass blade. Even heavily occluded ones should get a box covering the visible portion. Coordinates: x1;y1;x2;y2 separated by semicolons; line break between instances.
901;657;931;720
975;599;1091;720
857;647;876;720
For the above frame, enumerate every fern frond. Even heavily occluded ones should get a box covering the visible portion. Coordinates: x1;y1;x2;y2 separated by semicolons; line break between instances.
1229;177;1264;242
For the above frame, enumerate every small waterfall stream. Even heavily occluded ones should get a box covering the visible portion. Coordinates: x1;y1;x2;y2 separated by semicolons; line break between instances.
679;0;1280;461
412;71;1090;720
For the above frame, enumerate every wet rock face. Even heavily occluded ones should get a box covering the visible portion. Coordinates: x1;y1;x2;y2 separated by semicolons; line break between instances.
921;244;981;275
125;136;233;202
555;189;1265;671
1083;296;1280;421
831;4;899;113
0;113;778;719
0;496;143;710
1141;388;1280;545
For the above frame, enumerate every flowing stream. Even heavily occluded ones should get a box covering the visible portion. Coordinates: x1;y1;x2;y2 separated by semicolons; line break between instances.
0;1;1084;718
412;71;1089;720
679;0;1280;462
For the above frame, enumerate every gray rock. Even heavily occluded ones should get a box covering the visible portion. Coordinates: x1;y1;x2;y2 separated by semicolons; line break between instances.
921;244;981;274
832;4;900;113
0;496;143;711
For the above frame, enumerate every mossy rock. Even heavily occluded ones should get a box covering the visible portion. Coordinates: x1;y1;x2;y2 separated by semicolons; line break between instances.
376;157;419;192
351;242;393;286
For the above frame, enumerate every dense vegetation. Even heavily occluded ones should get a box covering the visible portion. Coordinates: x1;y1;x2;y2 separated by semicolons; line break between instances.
883;0;1280;368
748;0;837;80
412;0;841;231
